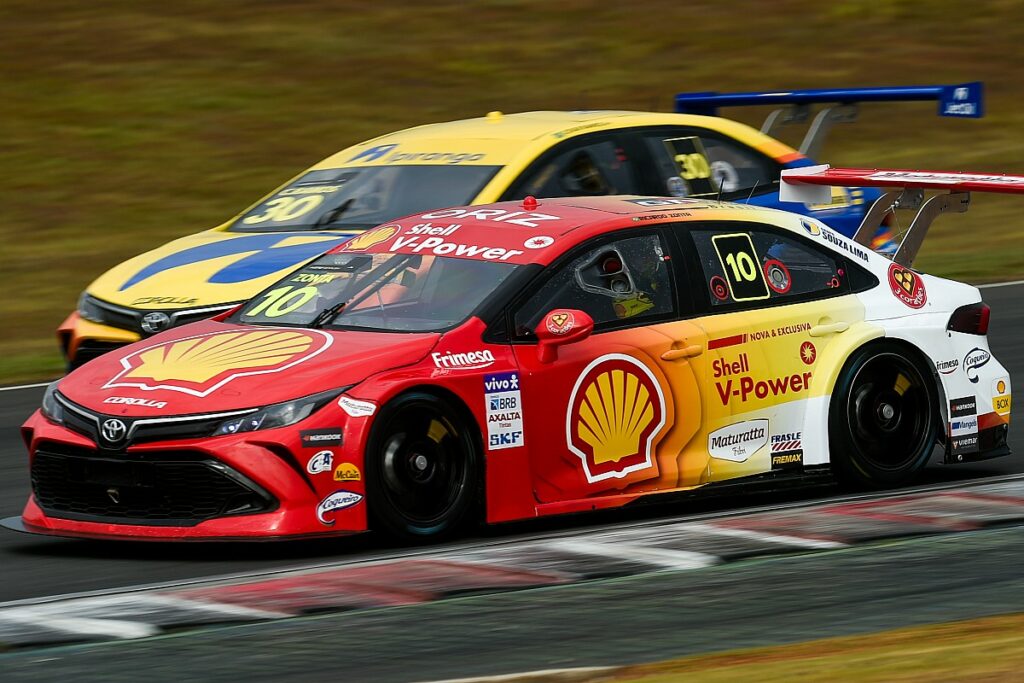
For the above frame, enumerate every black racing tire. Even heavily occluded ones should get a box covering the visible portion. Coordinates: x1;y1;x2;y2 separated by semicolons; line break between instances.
828;342;938;489
365;391;481;541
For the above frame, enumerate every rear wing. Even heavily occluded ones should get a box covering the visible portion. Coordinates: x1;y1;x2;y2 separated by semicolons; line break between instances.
780;165;1024;267
674;83;983;158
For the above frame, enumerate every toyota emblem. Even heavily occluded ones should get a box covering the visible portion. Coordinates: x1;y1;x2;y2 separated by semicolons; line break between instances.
100;418;128;444
140;311;171;334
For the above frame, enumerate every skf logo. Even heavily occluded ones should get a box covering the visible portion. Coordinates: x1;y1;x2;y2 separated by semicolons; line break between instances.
349;143;399;162
344;225;399;251
104;329;332;397
567;354;666;483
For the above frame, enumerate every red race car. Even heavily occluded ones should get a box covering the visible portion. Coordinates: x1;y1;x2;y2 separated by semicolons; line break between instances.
11;180;1012;540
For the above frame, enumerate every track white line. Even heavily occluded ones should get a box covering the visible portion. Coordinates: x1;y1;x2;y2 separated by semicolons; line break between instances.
3;472;1023;610
681;522;847;549
0;611;158;640
0;381;52;392
420;666;616;683
547;538;719;571
978;279;1024;289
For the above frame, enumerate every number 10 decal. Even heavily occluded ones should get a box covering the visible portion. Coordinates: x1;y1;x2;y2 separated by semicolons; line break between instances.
711;233;770;302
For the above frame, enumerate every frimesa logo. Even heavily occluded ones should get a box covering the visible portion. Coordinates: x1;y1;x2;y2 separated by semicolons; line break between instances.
344;225;399;251
432;349;495;370
567;354;666;483
317;490;363;526
104;329;332;397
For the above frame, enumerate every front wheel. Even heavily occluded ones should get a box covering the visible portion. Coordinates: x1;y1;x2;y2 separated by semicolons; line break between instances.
829;343;938;488
365;392;480;540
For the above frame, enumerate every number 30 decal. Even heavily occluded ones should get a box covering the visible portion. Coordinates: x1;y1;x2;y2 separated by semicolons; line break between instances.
711;233;770;302
242;195;325;225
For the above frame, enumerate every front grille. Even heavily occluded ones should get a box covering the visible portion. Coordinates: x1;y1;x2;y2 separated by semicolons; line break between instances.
31;449;275;526
56;393;255;448
87;295;239;335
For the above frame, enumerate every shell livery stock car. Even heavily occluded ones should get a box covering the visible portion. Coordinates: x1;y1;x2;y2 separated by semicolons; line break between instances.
8;165;1011;541
63;83;983;367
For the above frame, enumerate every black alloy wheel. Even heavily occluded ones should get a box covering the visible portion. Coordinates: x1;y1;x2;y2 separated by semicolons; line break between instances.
366;392;480;540
829;343;938;488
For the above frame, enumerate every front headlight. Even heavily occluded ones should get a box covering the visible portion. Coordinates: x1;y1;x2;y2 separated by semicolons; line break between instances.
77;292;107;324
211;388;346;436
40;382;64;424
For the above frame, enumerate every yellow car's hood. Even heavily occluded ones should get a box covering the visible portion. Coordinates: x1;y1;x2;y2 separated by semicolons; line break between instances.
87;228;360;309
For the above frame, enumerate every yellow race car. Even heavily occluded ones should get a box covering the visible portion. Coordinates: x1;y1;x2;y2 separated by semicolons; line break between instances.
63;83;981;366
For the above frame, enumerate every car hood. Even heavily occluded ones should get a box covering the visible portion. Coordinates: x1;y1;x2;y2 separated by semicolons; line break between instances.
86;228;360;310
58;320;439;417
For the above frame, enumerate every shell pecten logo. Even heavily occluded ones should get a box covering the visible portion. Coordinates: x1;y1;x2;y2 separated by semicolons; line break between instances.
344;225;399;251
104;329;333;397
567;354;666;483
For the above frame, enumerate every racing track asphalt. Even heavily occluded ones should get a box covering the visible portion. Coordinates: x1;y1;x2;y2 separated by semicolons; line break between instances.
0;282;1021;603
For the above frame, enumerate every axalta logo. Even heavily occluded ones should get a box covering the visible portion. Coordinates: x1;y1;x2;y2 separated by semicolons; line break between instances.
420;208;561;229
103;396;168;409
348;144;485;165
432;349;495;370
712;353;812;405
963;347;991;384
566;354;666;483
103;329;332;397
707;419;768;463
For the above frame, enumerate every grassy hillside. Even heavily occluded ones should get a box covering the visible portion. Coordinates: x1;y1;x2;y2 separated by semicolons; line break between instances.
3;0;1024;382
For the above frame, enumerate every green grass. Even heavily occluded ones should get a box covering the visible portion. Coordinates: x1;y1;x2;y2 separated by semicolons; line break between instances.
599;612;1024;682
4;0;1024;383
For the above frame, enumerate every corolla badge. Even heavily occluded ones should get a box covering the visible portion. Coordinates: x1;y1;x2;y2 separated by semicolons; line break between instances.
963;347;992;384
316;491;364;526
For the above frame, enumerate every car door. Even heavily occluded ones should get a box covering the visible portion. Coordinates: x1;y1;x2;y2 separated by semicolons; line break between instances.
680;219;870;482
507;230;706;503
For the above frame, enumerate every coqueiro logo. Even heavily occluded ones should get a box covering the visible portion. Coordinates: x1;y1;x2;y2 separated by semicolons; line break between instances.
963;347;992;384
432;349;495;370
316;491;363;526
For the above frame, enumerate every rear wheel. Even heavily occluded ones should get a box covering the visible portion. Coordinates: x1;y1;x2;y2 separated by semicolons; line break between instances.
829;343;938;488
365;392;480;540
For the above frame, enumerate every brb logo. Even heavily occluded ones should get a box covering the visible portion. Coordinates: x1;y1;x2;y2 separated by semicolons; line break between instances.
566;354;666;483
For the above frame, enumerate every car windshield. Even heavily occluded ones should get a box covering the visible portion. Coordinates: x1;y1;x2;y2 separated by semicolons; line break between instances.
228;165;501;233
233;251;520;332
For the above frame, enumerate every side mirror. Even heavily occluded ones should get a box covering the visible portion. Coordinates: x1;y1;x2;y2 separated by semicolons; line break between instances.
534;309;594;363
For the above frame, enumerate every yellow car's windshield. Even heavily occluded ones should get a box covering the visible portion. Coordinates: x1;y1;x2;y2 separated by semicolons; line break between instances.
229;165;501;233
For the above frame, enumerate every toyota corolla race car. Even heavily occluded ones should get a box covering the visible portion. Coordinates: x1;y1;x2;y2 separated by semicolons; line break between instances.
62;83;983;367
9;165;1011;542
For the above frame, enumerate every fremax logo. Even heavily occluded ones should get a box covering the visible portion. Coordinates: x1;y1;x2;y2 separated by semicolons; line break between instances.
432;349;496;370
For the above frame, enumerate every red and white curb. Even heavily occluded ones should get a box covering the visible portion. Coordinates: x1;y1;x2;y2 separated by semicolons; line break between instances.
2;475;1023;648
